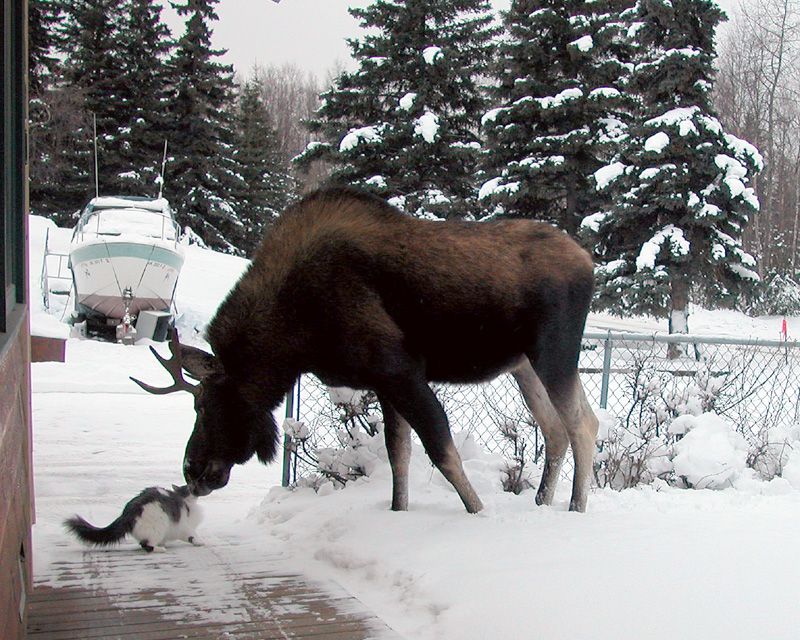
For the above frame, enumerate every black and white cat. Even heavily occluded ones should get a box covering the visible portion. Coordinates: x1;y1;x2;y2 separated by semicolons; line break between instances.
64;484;203;553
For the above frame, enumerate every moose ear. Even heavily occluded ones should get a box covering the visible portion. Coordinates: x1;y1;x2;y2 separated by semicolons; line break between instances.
179;344;224;380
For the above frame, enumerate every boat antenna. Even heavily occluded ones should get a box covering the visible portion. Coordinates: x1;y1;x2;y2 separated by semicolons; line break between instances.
92;113;99;198
158;140;168;199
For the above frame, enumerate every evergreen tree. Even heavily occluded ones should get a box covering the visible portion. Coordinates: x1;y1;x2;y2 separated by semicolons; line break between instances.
44;0;124;214
28;0;72;219
584;0;762;334
29;0;62;97
230;79;295;255
166;0;244;254
114;0;174;196
296;0;498;219
480;0;635;234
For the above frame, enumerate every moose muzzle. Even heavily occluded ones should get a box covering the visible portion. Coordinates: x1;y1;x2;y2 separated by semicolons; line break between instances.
184;458;231;496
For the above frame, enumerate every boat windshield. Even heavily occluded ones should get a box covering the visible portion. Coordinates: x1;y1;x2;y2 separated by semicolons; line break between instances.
73;203;181;243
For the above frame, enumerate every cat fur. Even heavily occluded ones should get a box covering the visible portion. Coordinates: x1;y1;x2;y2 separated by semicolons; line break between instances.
64;484;203;553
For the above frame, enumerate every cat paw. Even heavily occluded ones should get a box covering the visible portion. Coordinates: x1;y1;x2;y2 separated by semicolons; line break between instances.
187;536;204;546
152;545;167;553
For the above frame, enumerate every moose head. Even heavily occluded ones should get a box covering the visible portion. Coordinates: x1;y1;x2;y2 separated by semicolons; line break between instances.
130;329;278;497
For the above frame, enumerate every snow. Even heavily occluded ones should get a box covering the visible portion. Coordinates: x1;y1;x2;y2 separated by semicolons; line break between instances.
644;131;670;153
477;177;521;200
75;207;180;241
365;175;388;188
422;46;443;64
414;112;440;143
398;92;417;111
580;211;607;232
536;87;583;110
28;217;800;640
672;413;749;489
725;132;764;172
339;124;386;152
90;196;171;212
588;87;621;99
570;35;594;52
636;225;690;271
593;161;626;189
481;106;505;126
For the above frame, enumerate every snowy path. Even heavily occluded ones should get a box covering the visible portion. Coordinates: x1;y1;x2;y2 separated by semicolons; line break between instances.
29;535;400;639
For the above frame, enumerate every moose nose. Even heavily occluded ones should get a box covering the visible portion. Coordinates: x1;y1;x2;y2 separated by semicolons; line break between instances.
183;457;202;483
184;458;231;496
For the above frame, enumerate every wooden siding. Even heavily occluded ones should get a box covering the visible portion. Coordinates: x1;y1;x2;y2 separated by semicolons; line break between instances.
27;540;402;640
0;319;34;640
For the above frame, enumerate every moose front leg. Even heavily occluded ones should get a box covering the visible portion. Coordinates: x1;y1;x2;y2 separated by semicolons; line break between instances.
377;395;412;511
379;377;483;514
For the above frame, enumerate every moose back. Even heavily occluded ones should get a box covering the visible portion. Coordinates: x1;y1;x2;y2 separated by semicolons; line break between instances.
133;187;599;513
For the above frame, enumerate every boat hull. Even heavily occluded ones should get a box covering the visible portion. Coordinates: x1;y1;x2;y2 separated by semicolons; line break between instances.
70;240;184;321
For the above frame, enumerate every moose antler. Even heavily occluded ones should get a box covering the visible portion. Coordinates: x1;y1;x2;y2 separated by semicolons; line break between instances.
130;328;199;396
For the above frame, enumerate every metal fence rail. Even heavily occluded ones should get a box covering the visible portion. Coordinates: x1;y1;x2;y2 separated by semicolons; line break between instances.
281;331;800;486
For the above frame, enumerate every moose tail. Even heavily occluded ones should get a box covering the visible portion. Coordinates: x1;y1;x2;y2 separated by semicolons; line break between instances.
64;513;135;547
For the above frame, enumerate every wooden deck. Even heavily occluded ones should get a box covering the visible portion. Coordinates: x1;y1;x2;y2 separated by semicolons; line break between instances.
27;540;401;639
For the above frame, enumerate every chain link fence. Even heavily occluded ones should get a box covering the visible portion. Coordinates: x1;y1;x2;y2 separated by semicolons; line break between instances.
281;331;800;487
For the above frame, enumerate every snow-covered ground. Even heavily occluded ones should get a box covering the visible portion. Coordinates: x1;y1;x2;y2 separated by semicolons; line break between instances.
29;215;800;639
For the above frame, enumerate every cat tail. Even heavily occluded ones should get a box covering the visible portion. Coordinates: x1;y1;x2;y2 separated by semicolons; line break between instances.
64;513;135;547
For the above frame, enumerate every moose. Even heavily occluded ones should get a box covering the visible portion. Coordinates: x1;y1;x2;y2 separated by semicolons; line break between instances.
132;187;599;513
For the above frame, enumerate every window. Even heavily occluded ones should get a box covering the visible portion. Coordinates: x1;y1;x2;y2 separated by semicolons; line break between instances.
1;0;28;342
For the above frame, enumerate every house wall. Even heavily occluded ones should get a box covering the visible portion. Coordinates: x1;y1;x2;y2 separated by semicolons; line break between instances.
0;321;33;640
2;0;33;637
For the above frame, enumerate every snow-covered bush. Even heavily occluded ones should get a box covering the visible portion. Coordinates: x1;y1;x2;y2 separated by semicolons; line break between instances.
593;341;800;490
498;419;535;495
746;423;800;481
593;352;721;489
671;413;748;489
782;446;800;489
283;386;386;491
593;407;672;490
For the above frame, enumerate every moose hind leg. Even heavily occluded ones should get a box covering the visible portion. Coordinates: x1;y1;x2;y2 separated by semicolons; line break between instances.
377;395;412;511
380;377;483;514
511;360;569;507
548;376;599;513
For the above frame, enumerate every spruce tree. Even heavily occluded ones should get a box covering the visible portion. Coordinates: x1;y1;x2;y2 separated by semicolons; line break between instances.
166;0;244;253
115;0;174;196
480;0;635;234
29;0;62;97
29;0;69;218
230;79;295;256
296;0;497;219
584;0;762;334
49;0;124;213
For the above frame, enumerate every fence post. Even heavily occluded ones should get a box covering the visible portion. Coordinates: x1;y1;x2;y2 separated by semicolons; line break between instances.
600;331;613;410
281;377;299;487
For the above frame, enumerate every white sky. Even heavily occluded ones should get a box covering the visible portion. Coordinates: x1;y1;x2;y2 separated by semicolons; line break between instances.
162;0;738;81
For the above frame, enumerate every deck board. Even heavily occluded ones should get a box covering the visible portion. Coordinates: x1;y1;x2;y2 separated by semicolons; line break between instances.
27;540;401;639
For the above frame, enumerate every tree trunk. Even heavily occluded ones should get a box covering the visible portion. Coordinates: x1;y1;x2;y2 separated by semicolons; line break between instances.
668;275;690;359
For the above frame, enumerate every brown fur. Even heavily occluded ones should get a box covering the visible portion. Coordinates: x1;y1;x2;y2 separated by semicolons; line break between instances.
150;187;599;512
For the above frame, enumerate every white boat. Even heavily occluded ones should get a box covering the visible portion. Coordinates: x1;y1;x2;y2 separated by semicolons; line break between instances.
69;196;184;333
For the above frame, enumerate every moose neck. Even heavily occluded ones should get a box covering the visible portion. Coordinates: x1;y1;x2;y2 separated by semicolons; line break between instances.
207;313;299;412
